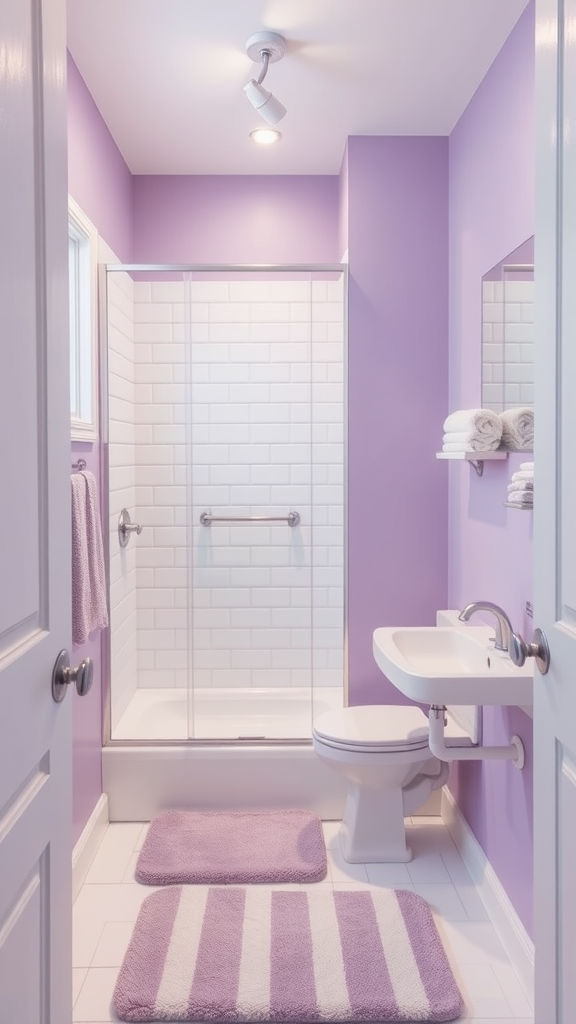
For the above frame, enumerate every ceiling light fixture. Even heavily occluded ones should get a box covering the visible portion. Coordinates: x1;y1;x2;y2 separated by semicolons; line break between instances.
249;127;282;145
244;31;287;125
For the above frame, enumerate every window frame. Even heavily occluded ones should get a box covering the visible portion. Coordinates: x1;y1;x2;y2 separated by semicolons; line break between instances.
69;196;98;440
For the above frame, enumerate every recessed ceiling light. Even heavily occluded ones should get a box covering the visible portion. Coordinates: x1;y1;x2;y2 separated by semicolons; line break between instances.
249;128;282;145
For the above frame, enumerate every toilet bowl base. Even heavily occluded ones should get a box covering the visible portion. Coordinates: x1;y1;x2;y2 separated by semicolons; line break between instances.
338;782;412;863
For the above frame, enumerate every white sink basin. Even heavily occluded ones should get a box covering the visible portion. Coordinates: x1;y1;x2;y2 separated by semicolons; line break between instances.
373;625;533;706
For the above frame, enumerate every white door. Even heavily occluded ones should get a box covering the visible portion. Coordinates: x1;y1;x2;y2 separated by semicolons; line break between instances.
0;0;71;1020
533;0;576;1020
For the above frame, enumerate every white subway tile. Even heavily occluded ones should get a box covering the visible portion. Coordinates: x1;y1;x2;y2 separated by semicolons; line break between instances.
229;281;271;302
211;587;251;607
250;546;290;567
192;281;230;303
154;608;187;630
211;669;252;688
229;486;272;505
249;403;290;423
152;424;186;445
230;568;271;587
136;322;173;344
228;383;270;404
231;343;270;363
138;610;155;630
193;649;230;669
271;607;310;628
210;628;251;649
138;547;176;570
271;566;311;587
230;649;272;668
209;302;250;323
209;363;250;384
155;650;188;670
250;424;291;444
229;444;270;465
210;465;250;485
138;588;175;609
249;322;290;343
155;567;187;588
192;444;230;464
150;282;187;303
193;608;230;629
249;302;290;322
153;383;186;404
137;466;174;487
230;608;272;629
270;444;310;464
272;649;311;669
270;281;310;302
289;424;311;443
138;629;175;650
194;567;232;588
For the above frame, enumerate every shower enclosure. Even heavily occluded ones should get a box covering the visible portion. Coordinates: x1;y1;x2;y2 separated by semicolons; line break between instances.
102;264;347;755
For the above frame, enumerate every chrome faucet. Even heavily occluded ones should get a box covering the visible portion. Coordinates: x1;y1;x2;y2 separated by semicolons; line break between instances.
458;601;513;652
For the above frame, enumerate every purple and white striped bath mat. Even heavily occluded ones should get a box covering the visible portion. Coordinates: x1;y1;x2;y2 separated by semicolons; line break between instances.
112;886;464;1022
135;809;327;884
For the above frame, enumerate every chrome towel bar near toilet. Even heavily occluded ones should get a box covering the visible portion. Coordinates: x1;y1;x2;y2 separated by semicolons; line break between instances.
200;510;301;527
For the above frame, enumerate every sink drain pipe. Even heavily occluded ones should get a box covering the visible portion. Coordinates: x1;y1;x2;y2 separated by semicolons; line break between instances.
428;706;525;769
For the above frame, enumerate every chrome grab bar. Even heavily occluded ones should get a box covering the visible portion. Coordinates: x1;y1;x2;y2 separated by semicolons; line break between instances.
200;510;300;528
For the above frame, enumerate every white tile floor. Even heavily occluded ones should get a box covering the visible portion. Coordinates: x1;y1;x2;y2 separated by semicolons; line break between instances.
73;816;533;1024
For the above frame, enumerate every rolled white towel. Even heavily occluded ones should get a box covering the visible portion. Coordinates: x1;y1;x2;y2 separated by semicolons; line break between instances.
520;461;534;471
510;470;534;483
443;408;502;450
498;407;534;450
507;489;534;505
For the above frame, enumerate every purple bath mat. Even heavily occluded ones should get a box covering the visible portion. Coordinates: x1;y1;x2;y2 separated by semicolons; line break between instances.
135;809;327;885
113;886;464;1022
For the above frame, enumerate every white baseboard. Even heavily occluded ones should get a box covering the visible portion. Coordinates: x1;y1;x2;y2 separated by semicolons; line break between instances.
72;794;109;901
441;787;534;1000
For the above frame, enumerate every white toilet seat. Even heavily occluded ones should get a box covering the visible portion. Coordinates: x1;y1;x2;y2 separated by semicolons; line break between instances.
313;705;430;753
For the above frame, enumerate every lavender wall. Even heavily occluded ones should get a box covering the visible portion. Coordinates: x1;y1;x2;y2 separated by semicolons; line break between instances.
133;176;339;264
68;56;133;844
448;2;535;935
67;54;133;263
346;137;449;705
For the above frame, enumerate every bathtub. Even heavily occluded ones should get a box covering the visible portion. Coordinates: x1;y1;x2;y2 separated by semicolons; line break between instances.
104;686;349;821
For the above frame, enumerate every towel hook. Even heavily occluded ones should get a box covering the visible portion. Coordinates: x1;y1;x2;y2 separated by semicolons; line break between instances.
72;459;87;471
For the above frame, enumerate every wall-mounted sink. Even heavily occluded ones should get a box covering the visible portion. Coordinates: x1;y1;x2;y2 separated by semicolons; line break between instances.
373;625;533;706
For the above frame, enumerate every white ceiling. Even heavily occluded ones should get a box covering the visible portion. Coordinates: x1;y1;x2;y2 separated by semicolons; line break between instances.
67;0;529;176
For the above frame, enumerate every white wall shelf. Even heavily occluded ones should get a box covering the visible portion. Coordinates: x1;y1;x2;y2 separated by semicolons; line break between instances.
435;450;508;477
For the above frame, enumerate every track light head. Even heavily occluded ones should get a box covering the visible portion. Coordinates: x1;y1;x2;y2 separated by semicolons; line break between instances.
244;31;287;125
243;80;286;124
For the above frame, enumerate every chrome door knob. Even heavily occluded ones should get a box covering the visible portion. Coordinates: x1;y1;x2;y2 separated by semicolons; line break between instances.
509;627;550;675
51;649;94;703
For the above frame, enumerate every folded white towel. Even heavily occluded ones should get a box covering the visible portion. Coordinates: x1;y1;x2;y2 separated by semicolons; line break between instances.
507;489;534;506
510;470;534;483
442;440;498;452
508;481;533;493
443;408;502;450
498;407;534;450
520;461;534;471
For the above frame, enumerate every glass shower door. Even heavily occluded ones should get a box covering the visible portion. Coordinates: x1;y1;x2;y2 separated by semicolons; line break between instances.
187;271;314;740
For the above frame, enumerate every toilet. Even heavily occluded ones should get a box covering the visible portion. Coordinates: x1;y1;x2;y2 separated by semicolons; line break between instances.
312;704;450;863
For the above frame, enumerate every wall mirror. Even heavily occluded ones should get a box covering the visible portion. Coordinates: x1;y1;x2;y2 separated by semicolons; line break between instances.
482;237;534;414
